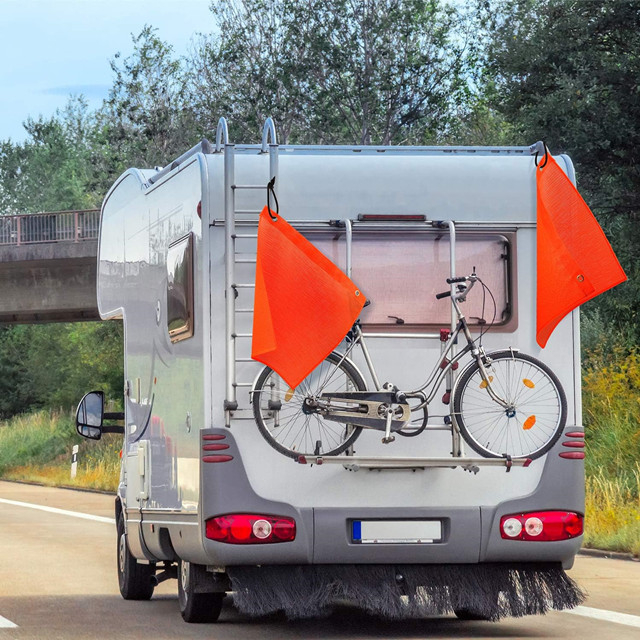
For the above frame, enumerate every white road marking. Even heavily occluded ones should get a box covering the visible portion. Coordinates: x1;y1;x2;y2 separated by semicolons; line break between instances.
0;615;18;628
565;605;640;629
0;498;115;524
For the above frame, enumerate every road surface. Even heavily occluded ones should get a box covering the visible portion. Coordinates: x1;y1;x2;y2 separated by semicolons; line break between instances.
0;481;638;639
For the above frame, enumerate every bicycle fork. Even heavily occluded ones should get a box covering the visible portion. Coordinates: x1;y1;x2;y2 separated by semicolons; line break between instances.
472;350;511;409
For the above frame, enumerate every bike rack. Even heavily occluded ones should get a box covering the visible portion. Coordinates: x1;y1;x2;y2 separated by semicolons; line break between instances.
297;454;531;473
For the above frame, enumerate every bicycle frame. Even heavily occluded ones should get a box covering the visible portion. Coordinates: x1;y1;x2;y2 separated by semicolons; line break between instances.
339;277;511;414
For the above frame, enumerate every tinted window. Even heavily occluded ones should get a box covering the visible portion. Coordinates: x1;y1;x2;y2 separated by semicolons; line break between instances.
167;233;194;342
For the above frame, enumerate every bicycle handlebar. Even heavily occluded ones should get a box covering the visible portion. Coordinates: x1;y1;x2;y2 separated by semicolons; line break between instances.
436;273;479;302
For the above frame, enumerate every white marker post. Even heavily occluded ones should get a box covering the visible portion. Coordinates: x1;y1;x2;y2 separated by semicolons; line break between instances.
70;445;79;479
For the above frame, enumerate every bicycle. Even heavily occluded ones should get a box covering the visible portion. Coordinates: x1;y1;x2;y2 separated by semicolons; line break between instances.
251;272;567;461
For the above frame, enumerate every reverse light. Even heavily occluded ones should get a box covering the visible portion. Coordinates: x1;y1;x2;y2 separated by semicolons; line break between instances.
500;511;583;541
205;513;296;544
502;517;523;538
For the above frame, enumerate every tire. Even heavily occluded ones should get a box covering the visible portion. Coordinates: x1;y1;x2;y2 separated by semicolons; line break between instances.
453;350;567;460
178;560;224;623
252;351;366;458
117;513;155;600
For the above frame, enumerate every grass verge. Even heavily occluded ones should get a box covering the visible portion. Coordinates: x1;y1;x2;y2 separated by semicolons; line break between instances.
583;466;640;557
0;410;119;492
0;398;639;557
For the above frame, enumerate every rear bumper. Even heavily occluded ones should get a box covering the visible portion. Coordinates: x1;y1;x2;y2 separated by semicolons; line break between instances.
200;429;583;568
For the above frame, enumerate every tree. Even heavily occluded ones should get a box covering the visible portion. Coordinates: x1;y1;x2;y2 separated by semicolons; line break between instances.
99;25;196;171
481;0;640;336
188;0;469;144
0;97;100;215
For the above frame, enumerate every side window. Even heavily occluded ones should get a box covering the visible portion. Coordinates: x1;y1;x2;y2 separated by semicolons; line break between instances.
167;233;194;342
310;231;513;331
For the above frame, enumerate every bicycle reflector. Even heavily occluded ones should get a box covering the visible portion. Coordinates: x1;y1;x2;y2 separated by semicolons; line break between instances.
500;511;583;541
205;514;296;544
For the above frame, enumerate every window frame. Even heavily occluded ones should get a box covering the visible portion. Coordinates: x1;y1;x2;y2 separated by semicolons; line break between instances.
305;228;516;333
167;232;195;343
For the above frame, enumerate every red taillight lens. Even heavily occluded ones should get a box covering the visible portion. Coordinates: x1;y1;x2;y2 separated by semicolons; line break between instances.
500;511;583;541
205;514;296;544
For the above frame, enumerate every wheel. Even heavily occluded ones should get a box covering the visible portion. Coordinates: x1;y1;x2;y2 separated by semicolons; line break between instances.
117;513;155;600
178;560;224;623
252;351;366;458
452;350;567;459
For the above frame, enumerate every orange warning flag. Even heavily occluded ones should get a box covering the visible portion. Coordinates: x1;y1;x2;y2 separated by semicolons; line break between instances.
536;152;626;347
252;206;366;388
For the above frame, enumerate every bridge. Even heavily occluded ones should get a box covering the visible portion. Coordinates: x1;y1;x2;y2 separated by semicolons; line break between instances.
0;210;100;324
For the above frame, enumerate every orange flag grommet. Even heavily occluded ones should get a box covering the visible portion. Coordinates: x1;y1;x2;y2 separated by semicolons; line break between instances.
251;206;366;388
536;151;626;347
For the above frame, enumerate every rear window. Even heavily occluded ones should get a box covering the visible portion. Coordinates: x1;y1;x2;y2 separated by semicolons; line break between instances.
310;231;512;330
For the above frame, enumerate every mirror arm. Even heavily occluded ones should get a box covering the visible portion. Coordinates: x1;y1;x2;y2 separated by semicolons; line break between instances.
104;412;125;420
101;425;125;434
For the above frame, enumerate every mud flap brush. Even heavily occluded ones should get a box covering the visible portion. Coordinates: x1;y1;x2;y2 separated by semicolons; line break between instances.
228;563;585;620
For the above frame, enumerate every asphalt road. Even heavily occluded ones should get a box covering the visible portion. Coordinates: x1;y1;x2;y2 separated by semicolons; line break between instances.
0;481;638;640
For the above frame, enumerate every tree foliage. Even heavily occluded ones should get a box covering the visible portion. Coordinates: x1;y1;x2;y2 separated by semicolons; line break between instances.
189;0;469;144
1;2;639;418
481;0;640;335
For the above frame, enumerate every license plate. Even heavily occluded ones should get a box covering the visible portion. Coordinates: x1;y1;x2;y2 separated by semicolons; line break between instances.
352;519;442;544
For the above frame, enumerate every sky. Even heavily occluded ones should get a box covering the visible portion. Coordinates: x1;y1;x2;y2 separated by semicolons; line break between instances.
0;0;214;142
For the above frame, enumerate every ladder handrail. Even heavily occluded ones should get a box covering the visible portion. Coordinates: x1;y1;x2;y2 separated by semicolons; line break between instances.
261;117;278;153
223;116;279;426
216;117;230;153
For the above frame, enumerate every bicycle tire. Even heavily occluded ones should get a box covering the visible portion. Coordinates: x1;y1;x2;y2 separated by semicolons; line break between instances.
252;352;366;459
452;350;567;460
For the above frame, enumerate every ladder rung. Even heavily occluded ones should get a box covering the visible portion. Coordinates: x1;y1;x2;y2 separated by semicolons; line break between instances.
233;283;255;288
234;333;253;338
234;382;254;387
234;234;258;239
236;358;256;362
235;210;261;215
233;185;264;190
235;258;256;263
236;308;254;313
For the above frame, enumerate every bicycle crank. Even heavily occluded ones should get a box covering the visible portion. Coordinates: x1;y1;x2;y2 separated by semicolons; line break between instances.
317;391;411;433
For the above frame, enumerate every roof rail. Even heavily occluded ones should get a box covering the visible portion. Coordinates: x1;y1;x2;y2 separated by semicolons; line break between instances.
148;139;213;185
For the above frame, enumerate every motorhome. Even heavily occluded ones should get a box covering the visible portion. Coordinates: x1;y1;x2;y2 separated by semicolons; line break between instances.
76;118;584;623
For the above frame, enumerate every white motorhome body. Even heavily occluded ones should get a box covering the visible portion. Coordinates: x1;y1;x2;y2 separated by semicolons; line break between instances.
86;121;584;621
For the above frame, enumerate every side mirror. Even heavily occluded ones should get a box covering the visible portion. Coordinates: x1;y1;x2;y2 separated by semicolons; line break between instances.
76;392;125;440
76;391;105;440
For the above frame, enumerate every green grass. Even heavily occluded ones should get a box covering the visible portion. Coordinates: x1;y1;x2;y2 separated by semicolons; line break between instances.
584;466;640;557
581;345;640;557
0;410;119;492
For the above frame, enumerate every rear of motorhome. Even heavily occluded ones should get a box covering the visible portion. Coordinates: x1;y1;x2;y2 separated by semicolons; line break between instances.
76;118;585;622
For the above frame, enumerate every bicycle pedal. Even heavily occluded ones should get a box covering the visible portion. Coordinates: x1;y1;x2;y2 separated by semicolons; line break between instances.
381;435;396;444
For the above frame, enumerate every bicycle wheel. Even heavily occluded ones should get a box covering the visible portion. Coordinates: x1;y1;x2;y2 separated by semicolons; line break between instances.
453;350;567;459
252;352;366;459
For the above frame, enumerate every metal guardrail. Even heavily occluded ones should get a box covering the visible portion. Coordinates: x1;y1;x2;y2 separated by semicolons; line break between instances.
0;209;100;246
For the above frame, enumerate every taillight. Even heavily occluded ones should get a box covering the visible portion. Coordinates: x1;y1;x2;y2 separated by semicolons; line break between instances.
205;513;296;544
500;511;583;541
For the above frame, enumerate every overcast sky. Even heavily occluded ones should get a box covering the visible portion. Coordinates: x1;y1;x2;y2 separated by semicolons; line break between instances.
0;0;214;142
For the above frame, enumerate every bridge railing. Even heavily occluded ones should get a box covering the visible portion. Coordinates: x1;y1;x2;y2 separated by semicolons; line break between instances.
0;210;100;245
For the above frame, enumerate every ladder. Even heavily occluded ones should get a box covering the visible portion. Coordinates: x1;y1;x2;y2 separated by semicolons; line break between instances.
215;117;279;427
